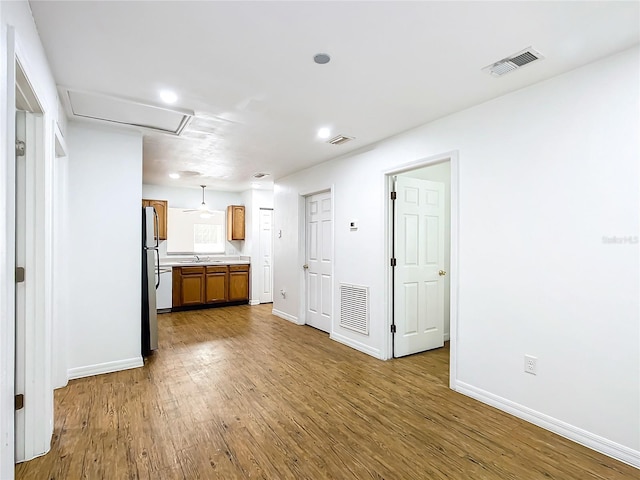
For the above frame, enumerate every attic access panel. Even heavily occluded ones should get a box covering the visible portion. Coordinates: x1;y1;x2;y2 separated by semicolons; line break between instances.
65;89;193;135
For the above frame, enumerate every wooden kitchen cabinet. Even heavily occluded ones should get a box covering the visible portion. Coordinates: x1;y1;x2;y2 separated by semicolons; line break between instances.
205;266;228;303
173;266;205;306
226;205;245;241
173;264;249;308
228;264;250;302
142;199;168;240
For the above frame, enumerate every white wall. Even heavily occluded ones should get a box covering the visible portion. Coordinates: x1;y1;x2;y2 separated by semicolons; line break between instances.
0;0;62;475
399;161;451;339
142;183;242;210
273;47;639;463
142;183;244;257
66;122;143;378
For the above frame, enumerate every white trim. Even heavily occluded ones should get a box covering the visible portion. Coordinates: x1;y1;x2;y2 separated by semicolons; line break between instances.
443;332;450;342
249;299;260;306
455;381;640;468
330;332;383;360
448;152;459;390
67;357;143;381
0;25;17;480
271;308;302;325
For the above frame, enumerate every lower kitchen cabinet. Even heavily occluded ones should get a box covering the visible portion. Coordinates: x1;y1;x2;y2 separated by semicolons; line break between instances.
174;266;205;306
228;265;249;301
205;266;228;303
173;264;250;308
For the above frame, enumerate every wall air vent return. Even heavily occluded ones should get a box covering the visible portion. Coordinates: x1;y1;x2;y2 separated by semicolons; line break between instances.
339;283;369;335
327;135;354;145
482;47;544;77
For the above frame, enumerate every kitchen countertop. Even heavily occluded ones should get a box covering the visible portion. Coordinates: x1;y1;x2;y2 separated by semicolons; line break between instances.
159;256;250;267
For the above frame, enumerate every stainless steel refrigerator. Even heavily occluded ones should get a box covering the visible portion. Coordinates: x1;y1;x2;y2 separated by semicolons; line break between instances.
142;206;159;356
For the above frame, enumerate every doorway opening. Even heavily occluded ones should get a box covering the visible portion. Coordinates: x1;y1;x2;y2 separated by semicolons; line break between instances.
386;153;458;386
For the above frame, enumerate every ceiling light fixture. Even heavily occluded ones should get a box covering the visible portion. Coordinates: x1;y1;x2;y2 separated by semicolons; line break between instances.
183;185;216;216
168;173;180;179
159;90;178;104
252;172;270;179
313;53;331;65
317;127;331;139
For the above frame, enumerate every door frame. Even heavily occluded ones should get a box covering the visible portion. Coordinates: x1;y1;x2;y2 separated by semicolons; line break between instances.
297;187;334;330
1;26;18;478
383;152;459;389
258;207;274;304
2;28;55;472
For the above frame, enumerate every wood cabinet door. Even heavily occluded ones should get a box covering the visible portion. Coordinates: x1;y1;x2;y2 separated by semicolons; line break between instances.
227;205;245;240
148;200;168;240
180;271;205;306
228;265;249;301
206;267;228;303
181;275;204;305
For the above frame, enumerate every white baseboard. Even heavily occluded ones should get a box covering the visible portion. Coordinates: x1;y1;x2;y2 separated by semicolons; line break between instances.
444;332;450;342
271;308;302;325
455;381;640;468
249;299;260;306
331;332;384;360
68;356;144;380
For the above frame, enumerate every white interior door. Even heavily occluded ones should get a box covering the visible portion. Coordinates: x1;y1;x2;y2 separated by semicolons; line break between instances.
258;208;273;303
394;176;445;357
305;191;332;333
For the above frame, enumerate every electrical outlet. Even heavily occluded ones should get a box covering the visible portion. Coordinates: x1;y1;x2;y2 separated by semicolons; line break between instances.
524;355;537;375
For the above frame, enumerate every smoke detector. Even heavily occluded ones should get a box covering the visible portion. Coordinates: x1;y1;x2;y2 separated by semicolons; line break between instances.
327;134;354;145
482;47;544;77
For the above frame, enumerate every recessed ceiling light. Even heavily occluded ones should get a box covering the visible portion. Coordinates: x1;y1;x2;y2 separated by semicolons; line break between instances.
313;53;331;65
159;90;178;104
317;127;331;139
168;173;180;179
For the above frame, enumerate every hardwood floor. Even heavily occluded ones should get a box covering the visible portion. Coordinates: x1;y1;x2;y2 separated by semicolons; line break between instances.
16;304;636;479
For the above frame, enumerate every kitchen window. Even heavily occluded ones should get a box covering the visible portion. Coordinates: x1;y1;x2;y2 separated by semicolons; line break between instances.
167;208;226;254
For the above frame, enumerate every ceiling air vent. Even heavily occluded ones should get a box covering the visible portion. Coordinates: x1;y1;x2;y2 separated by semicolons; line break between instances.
327;134;354;145
482;47;544;77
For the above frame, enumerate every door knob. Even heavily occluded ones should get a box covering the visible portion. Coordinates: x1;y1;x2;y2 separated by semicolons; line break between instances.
439;270;447;276
303;264;309;270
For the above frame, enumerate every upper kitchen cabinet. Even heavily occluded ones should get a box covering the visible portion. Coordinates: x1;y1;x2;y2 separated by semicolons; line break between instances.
142;199;168;240
226;205;245;241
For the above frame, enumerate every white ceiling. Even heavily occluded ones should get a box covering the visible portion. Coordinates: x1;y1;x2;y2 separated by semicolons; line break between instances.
29;1;639;192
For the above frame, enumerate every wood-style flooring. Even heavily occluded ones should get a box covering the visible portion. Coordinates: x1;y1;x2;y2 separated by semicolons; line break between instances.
16;304;637;479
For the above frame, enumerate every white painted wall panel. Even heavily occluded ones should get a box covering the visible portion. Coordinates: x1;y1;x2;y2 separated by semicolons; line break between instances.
66;123;143;374
273;47;640;454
